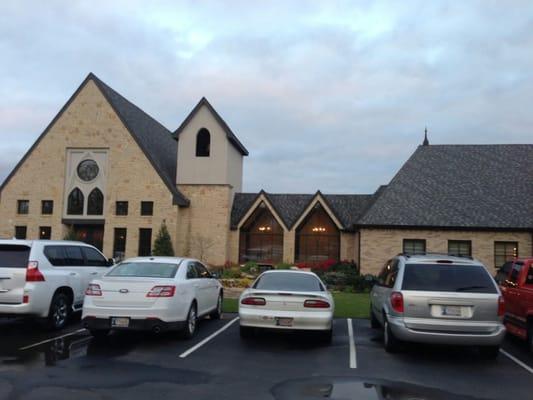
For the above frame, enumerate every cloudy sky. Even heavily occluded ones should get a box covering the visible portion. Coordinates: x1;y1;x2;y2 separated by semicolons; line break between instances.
1;1;531;194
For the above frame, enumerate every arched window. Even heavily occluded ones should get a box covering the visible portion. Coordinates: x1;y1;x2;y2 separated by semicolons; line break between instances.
196;128;210;157
239;202;283;264
295;203;339;264
87;188;104;215
67;188;84;215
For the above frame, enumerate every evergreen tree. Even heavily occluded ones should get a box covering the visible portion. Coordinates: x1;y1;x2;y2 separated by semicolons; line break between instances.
152;221;175;256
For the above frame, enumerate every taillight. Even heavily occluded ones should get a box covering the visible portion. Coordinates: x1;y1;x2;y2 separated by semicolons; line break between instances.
241;297;266;306
26;261;45;282
498;296;505;316
390;292;404;313
304;299;330;308
85;284;102;296
147;285;176;297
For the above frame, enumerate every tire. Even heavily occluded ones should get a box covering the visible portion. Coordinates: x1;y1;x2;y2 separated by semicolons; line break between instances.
383;318;400;353
479;346;500;359
210;293;223;320
181;303;198;339
240;325;254;339
89;329;110;339
370;308;380;329
47;293;71;330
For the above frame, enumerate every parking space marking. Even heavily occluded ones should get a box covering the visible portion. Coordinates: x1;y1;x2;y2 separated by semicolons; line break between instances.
347;318;357;368
500;349;533;375
179;317;239;358
18;328;87;351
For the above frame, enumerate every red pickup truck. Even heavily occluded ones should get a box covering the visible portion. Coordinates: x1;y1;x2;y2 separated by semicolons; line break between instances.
500;257;533;352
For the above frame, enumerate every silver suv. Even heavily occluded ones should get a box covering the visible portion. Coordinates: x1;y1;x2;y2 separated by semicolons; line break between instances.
0;240;113;329
370;253;505;358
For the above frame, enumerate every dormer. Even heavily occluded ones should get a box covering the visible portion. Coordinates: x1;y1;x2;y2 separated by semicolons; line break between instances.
174;97;248;193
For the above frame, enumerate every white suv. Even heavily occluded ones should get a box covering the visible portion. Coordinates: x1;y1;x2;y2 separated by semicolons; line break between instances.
0;240;113;329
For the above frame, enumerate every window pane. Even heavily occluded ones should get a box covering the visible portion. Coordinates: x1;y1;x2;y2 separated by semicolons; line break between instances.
0;245;30;268
67;189;84;215
39;226;51;240
140;201;153;216
87;189;104;215
254;272;323;292
64;246;84;265
83;247;108;266
402;263;497;293
108;262;178;278
494;241;518;269
403;239;426;254
113;228;127;260
14;226;27;239
448;240;471;257
41;200;54;215
138;228;152;256
116;201;128;216
17;200;29;214
44;246;66;266
196;128;210;157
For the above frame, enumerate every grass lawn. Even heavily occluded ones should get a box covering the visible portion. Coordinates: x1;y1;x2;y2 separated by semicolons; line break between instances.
223;292;370;319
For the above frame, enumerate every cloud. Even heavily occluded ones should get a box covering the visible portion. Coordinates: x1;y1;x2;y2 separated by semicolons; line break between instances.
0;0;531;194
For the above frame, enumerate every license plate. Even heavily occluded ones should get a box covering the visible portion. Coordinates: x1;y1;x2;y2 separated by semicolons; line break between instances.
276;317;293;327
111;317;130;328
441;305;462;317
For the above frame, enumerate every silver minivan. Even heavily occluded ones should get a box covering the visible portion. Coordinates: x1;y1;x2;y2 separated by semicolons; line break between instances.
370;253;505;358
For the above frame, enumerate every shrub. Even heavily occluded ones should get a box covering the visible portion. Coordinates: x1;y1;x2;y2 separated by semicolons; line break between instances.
241;261;258;274
152;221;174;256
274;262;293;270
221;267;242;279
220;278;252;288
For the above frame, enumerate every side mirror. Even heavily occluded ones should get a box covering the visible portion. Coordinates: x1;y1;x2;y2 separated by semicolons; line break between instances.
211;272;219;279
107;258;115;267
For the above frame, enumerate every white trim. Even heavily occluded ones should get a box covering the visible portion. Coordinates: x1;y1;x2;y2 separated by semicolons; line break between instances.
291;194;343;231
347;318;357;368
236;194;288;231
500;349;533;374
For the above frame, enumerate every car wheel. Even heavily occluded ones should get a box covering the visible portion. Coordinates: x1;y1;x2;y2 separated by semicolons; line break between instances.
210;293;223;320
370;307;380;329
240;325;254;339
383;318;400;353
89;329;110;339
182;303;198;339
47;293;71;330
479;346;500;359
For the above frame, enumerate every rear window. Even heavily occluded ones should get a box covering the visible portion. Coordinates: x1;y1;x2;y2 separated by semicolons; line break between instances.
402;263;497;293
0;245;30;268
253;272;324;292
107;262;178;278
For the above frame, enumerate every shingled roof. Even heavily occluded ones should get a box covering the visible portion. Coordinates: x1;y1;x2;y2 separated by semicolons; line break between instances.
91;74;189;206
230;191;374;230
358;144;533;229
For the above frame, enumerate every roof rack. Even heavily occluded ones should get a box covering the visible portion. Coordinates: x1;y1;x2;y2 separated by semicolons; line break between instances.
397;252;474;260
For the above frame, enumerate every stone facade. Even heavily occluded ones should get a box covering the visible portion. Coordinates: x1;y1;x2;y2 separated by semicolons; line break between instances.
359;228;532;275
0;80;178;258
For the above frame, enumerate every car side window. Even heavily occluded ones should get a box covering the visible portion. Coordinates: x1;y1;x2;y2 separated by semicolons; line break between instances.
384;260;399;288
186;263;198;279
377;260;392;286
44;245;67;266
525;265;533;286
83;247;108;267
508;262;523;284
195;262;212;279
64;246;84;266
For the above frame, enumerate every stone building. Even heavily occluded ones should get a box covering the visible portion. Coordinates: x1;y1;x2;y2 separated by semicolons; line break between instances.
1;73;531;274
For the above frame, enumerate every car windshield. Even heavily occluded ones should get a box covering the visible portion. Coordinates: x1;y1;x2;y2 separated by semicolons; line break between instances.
0;245;30;268
107;262;178;278
402;263;497;293
253;272;323;292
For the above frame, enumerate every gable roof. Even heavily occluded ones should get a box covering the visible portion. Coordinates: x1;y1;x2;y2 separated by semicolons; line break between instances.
0;73;189;206
173;97;249;156
231;191;374;230
358;144;533;230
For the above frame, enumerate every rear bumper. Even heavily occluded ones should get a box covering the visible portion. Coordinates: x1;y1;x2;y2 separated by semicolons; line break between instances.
388;316;506;346
239;307;333;331
82;317;185;332
82;303;188;322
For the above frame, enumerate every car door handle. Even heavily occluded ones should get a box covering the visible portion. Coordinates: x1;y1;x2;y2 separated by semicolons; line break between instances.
69;272;77;276
90;272;99;275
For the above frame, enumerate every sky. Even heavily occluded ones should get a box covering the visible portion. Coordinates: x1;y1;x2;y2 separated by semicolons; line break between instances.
0;1;531;194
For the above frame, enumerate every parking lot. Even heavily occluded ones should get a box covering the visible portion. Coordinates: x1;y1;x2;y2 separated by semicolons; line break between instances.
0;314;531;400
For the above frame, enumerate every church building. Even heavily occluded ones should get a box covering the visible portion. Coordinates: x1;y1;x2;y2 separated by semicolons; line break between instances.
0;74;531;274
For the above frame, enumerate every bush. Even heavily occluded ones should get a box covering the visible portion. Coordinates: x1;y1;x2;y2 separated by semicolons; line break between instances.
221;267;242;279
220;278;252;288
274;262;293;270
241;261;258;274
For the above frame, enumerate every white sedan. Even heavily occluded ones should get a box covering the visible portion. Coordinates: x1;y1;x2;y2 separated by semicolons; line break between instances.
82;257;223;339
239;270;334;342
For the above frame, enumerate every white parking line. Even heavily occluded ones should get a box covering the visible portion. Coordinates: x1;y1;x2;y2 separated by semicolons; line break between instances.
500;349;533;375
179;317;239;358
347;318;357;368
18;328;87;351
